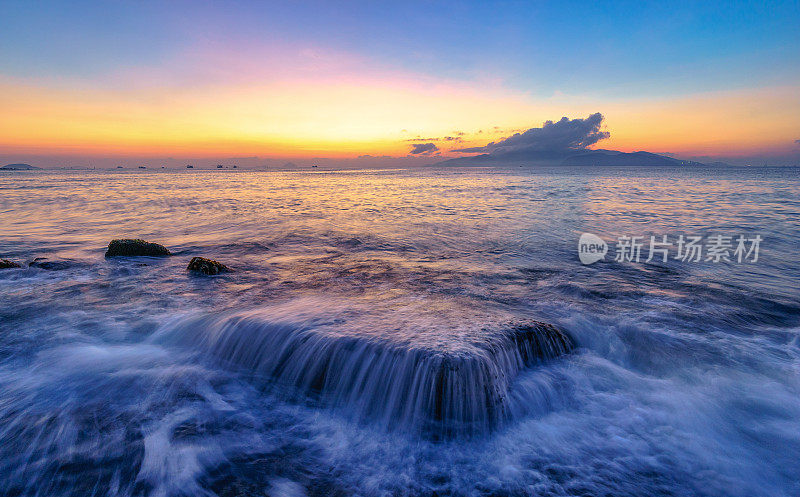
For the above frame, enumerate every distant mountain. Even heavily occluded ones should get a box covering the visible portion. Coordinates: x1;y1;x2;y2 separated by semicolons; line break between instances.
0;163;41;170
434;149;707;167
561;150;706;167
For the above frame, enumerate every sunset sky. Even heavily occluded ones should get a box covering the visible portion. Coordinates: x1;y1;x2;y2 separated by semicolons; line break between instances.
1;0;799;166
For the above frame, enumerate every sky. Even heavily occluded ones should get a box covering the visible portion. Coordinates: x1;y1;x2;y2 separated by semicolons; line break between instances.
1;0;799;166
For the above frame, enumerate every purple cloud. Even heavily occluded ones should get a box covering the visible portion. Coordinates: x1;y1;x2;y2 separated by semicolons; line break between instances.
453;113;609;155
409;143;439;155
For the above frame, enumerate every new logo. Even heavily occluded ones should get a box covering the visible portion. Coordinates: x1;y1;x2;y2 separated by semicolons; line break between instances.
578;233;607;265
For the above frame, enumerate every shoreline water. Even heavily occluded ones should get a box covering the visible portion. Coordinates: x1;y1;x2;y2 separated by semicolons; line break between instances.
1;166;798;496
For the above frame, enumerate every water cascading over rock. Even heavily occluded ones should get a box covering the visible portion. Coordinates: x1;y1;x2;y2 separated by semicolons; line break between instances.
155;308;575;437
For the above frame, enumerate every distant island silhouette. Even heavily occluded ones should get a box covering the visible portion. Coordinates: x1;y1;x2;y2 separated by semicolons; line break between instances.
434;149;713;167
1;163;41;170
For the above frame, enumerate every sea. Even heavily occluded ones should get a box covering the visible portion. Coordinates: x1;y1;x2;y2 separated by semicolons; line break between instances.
0;166;798;497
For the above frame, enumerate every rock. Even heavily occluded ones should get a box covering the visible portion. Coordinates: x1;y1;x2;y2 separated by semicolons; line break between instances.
187;257;231;275
162;311;573;437
508;321;575;365
105;239;171;257
0;258;21;269
29;257;73;270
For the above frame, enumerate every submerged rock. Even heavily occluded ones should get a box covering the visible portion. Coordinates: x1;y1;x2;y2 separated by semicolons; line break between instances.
157;311;574;438
105;239;171;257
29;257;73;271
506;321;576;365
0;259;21;269
187;257;231;275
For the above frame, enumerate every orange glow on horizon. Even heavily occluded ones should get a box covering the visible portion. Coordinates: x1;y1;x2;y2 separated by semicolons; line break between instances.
1;74;798;160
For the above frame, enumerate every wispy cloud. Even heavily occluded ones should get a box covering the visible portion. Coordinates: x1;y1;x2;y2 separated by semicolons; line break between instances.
405;135;464;143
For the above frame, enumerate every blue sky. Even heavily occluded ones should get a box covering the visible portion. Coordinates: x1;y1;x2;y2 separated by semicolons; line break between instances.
3;0;797;96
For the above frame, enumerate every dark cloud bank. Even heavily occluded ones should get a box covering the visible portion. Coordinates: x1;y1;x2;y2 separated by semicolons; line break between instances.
438;113;705;167
453;113;609;154
409;142;440;155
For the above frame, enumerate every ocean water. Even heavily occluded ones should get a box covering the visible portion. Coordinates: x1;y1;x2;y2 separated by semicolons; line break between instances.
0;166;798;497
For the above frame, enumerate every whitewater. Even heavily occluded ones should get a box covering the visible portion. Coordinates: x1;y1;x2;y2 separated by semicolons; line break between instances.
0;166;798;497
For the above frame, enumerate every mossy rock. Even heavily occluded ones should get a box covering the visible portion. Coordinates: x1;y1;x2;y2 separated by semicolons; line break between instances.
187;257;231;275
105;239;171;257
